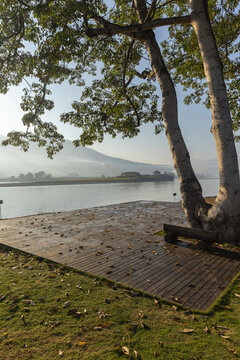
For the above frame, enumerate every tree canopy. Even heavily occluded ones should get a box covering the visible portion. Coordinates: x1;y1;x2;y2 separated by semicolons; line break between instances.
0;0;239;157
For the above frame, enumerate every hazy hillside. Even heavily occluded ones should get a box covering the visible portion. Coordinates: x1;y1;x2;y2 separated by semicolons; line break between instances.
191;158;219;178
0;136;172;178
192;155;240;178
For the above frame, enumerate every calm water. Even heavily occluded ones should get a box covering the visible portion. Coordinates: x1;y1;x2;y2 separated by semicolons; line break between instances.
0;178;219;219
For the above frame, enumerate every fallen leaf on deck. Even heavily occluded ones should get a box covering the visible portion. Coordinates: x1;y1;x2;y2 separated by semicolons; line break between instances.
94;326;103;331
122;346;130;355
133;350;138;358
220;335;230;340
100;322;112;328
48;274;56;278
95;251;103;256
227;348;237;355
170;296;179;302
138;311;145;319
180;328;194;334
215;325;229;330
0;295;6;302
220;305;232;311
63;301;71;308
98;310;110;319
77;341;87;347
74;312;85;318
76;285;85;291
48;321;61;327
140;321;150;329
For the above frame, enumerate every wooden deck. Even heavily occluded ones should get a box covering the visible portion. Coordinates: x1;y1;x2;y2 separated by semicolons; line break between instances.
0;201;239;311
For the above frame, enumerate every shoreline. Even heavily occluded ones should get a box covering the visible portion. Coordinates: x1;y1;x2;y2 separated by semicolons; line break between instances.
0;177;176;188
0;176;219;188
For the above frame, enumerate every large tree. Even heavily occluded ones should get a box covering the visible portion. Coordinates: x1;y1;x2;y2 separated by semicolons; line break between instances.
0;0;239;241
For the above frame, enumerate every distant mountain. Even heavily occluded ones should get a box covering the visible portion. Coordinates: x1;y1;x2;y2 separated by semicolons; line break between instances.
0;136;173;178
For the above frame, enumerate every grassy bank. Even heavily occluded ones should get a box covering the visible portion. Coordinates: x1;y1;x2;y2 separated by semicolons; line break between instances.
0;249;240;359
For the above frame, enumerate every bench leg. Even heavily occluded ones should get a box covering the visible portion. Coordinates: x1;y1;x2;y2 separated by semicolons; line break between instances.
197;241;212;251
164;234;177;243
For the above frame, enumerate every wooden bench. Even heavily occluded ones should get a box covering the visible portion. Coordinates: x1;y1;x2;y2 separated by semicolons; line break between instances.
163;224;218;250
0;200;3;219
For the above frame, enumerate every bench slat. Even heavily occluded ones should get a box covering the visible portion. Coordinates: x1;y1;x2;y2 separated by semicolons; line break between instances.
163;224;217;242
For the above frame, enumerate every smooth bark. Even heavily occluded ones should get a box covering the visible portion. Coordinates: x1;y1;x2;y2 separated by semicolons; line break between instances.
190;0;240;241
134;0;208;228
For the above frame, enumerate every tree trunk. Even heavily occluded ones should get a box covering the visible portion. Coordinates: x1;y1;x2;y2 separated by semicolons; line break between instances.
134;0;209;228
190;0;240;242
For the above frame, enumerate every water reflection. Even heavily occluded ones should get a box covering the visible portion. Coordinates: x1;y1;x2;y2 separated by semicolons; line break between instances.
0;178;219;219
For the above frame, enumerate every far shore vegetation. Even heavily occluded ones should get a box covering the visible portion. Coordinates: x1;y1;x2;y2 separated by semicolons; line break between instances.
0;170;175;187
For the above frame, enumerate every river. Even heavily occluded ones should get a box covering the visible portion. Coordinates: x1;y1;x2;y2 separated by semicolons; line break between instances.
0;178;219;219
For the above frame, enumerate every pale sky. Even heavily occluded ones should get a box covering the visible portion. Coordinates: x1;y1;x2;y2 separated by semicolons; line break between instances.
0;21;239;167
1;79;239;166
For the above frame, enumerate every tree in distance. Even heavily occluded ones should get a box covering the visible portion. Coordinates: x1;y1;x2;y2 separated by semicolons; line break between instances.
0;0;239;241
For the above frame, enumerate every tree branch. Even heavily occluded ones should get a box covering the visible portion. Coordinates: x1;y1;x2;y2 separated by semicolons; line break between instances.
144;0;157;23
122;41;141;126
86;15;191;38
135;69;155;79
123;40;135;88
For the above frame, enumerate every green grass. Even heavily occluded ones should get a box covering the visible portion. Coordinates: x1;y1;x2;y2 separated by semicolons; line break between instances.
0;249;240;359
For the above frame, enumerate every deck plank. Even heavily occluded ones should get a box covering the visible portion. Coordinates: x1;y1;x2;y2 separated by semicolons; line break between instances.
0;201;239;311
